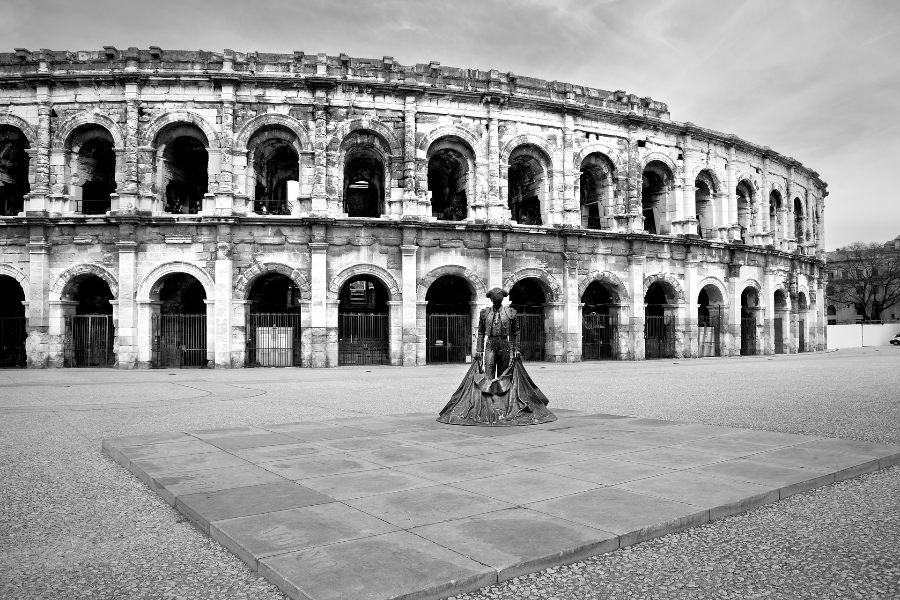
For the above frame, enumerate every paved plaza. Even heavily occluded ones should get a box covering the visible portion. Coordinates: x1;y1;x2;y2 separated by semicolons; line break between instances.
2;347;900;599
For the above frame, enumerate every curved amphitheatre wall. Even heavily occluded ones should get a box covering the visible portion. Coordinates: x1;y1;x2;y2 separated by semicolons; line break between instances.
0;48;828;367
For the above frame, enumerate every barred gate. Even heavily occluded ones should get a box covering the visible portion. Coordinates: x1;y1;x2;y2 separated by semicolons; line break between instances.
740;316;757;356
518;313;545;362
798;319;806;352
774;317;785;354
698;311;721;357
644;314;675;359
338;313;389;366
582;312;618;360
0;317;27;368
246;313;303;367
426;314;471;364
152;314;207;368
65;315;115;367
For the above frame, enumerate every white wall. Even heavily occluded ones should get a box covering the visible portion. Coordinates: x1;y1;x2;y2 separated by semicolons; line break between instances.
827;324;900;349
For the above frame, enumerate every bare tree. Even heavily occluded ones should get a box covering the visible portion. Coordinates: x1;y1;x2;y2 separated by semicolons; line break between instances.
828;241;900;321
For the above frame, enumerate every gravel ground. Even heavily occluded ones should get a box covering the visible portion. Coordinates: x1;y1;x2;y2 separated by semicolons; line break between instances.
1;347;899;600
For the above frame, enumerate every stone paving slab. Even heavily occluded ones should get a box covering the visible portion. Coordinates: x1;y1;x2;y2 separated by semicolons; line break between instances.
102;411;900;600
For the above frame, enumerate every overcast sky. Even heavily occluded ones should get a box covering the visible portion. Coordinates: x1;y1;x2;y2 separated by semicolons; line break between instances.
4;0;898;249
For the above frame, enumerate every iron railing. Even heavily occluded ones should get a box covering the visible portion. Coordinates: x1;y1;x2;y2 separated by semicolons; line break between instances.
338;313;389;365
645;314;675;359
253;200;292;215
740;316;757;356
582;312;618;360
426;314;471;364
153;314;207;368
65;315;115;367
798;319;806;352
697;311;721;357
246;313;303;367
518;313;545;362
0;317;27;368
774;317;785;354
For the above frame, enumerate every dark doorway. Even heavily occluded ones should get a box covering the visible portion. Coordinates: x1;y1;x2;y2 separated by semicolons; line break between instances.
644;282;674;359
251;134;299;215
428;148;468;221
697;286;723;357
163;136;208;214
0;275;26;367
508;147;546;226
582;281;618;360
773;289;787;354
740;288;759;356
245;274;303;367
509;278;546;362
0;126;30;216
426;276;472;364
153;274;207;368
338;276;389;365
66;276;115;367
343;155;384;218
70;126;116;214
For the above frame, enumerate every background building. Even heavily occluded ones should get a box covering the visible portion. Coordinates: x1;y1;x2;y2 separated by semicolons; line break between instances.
0;48;827;368
826;236;900;324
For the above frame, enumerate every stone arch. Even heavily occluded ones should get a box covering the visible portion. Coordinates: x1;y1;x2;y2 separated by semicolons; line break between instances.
642;273;686;304
769;180;786;197
141;111;220;148
419;125;486;162
574;143;623;174
234;113;312;153
234;262;311;301
328;117;401;157
500;134;562;171
0;264;28;287
696;276;729;305
416;265;486;302
692;165;725;193
736;173;759;191
136;261;215;303
52;111;126;151
50;263;119;302
327;264;401;301
0;114;36;147
578;270;630;304
641;152;679;176
739;278;764;307
503;268;562;303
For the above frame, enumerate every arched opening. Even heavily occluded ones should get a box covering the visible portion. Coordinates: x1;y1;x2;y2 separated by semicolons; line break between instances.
579;153;614;230
769;190;783;241
156;125;209;214
740;287;759;356
642;161;674;235
68;125;116;214
736;181;754;244
509;278;546;361
428;143;469;221
65;275;115;367
0;275;26;367
695;170;717;239
644;282;675;359
425;275;473;363
827;305;837;325
338;275;389;365
245;273;303;367
793;197;805;245
582;281;619;360
343;152;384;218
153;273;208;368
249;129;300;215
0;126;30;216
508;146;548;226
698;284;725;357
797;291;809;352
773;289;788;354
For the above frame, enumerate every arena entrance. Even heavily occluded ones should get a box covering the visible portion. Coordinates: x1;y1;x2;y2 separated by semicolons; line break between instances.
245;274;303;367
152;273;207;368
581;281;618;360
64;275;115;368
773;289;787;354
644;282;674;359
740;287;759;356
0;275;27;368
797;292;808;353
338;276;389;366
509;278;546;362
697;285;725;357
426;276;472;364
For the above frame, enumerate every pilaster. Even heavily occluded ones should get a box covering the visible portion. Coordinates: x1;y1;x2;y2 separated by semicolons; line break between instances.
115;234;138;368
400;243;419;365
309;240;329;367
213;224;233;367
627;251;646;360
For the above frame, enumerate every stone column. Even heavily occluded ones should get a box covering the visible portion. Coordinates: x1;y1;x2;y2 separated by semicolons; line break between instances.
627;252;646;360
116;233;138;368
726;146;739;240
680;137;698;236
204;299;216;367
388;300;403;366
562;250;581;362
47;300;77;368
486;102;504;222
682;254;699;358
562;114;579;226
763;268;777;355
215;83;236;215
625;124;644;233
117;81;140;211
26;84;51;213
725;263;742;356
25;230;50;368
400;244;419;365
213;225;233;367
487;246;504;291
311;100;329;216
136;300;160;368
400;94;420;219
309;241;329;367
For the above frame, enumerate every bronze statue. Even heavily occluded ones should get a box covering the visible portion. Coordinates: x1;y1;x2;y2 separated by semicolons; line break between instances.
438;287;556;426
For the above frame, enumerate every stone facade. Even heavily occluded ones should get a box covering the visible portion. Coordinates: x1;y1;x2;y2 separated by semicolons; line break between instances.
0;47;828;369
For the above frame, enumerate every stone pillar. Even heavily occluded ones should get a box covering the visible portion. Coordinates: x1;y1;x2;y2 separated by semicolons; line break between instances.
763;269;777;355
487;246;504;291
625;124;644;233
627;253;646;360
25;230;50;368
486;102;505;222
680;138;698;236
115;234;138;368
213;225;233;367
388;300;403;366
400;244;419;365
400;94;421;219
215;83;235;215
309;241;329;367
725;263;742;356
204;299;216;367
230;299;248;368
562;250;581;362
311;100;329;216
47;300;76;368
726;146;739;240
26;84;51;213
116;82;140;212
562;114;579;226
682;254;698;358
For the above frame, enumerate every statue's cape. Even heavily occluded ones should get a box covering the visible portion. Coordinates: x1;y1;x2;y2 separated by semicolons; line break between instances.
437;357;556;426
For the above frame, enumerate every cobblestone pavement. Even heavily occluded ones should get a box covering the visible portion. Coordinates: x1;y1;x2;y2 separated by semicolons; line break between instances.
1;347;899;599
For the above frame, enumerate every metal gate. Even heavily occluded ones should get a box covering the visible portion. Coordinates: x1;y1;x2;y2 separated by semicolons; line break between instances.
518;313;545;362
798;319;806;352
644;314;675;359
740;315;757;356
246;313;302;367
774;317;784;354
338;313;389;365
65;315;115;367
0;317;27;368
697;311;721;357
153;314;207;368
426;314;471;364
582;312;618;360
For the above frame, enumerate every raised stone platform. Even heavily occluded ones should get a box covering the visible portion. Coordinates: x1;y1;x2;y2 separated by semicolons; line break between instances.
102;411;900;600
